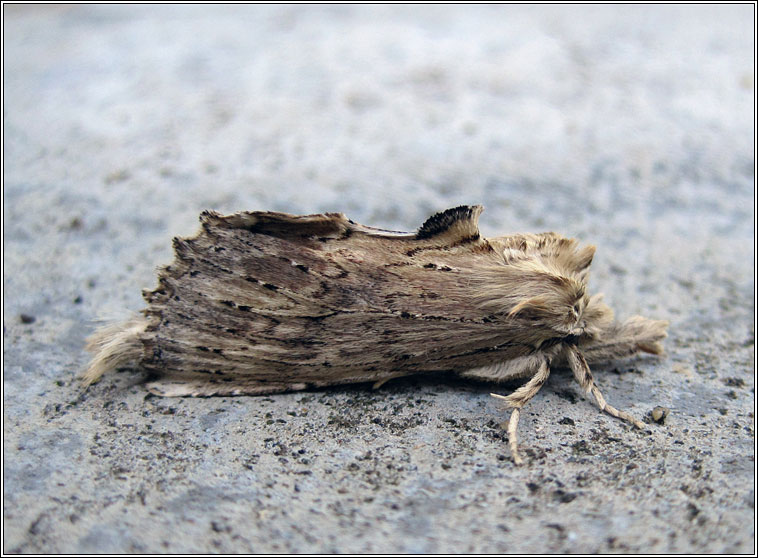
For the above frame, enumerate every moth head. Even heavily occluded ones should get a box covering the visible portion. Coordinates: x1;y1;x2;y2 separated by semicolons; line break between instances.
575;293;615;338
506;274;590;335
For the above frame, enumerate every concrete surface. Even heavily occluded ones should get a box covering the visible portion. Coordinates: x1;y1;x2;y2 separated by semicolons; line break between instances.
3;4;754;553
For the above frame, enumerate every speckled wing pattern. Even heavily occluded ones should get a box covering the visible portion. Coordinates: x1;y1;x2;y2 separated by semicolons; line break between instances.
141;206;501;395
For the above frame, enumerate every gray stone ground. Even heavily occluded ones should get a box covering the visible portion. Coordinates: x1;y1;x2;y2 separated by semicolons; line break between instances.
3;4;755;554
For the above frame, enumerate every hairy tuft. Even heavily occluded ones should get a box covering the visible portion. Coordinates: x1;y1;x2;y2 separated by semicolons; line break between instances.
82;316;148;385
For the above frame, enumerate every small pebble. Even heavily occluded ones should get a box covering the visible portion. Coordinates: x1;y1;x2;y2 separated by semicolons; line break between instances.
651;406;670;424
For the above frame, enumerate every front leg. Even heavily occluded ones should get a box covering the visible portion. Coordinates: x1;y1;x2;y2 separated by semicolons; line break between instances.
491;358;551;465
566;344;645;429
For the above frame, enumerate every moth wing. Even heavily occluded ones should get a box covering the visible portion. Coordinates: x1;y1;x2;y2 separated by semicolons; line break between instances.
134;205;570;395
200;209;353;239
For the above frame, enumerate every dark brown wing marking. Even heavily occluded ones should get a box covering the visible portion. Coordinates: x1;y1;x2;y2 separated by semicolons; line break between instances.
416;205;483;240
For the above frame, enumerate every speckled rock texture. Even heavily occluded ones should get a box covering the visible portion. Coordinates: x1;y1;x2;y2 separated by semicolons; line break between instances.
3;4;754;553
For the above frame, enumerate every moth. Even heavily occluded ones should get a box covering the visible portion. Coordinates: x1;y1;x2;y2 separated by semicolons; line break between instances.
84;205;668;463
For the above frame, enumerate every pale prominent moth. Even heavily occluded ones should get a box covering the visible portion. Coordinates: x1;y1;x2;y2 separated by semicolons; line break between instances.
84;205;668;463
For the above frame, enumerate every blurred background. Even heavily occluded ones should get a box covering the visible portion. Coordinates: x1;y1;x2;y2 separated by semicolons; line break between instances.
4;4;754;554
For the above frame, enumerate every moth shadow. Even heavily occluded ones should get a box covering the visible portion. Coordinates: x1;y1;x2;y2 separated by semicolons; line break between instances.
370;360;653;401
334;371;529;399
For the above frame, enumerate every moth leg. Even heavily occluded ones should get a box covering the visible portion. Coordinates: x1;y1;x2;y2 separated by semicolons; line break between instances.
566;345;645;429
491;359;551;465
